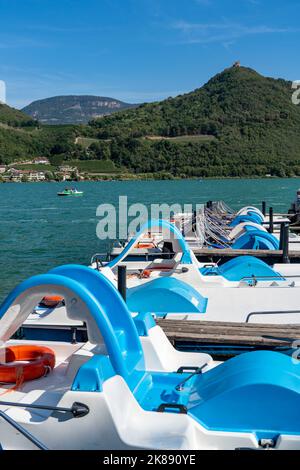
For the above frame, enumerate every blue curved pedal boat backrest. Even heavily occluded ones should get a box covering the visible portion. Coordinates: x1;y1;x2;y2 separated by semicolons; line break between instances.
232;229;279;250
230;213;263;227
107;219;192;268
247;210;264;223
49;265;145;380
0;265;145;387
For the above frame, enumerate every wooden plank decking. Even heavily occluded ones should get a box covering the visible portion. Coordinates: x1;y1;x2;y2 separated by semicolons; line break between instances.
194;248;284;258
157;319;300;348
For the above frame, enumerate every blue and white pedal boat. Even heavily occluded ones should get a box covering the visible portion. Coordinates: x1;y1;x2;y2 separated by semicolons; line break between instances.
0;266;300;449
96;219;300;323
110;204;297;259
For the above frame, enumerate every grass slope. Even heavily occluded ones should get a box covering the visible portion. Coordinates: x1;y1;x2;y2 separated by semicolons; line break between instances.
68;159;122;173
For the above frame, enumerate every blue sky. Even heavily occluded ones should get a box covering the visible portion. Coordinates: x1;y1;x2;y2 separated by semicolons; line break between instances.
0;0;299;108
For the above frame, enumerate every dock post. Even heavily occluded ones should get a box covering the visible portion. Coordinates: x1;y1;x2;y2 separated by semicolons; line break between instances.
279;223;284;250
262;201;266;217
192;210;197;232
118;265;127;302
269;207;274;233
282;223;290;264
182;217;185;237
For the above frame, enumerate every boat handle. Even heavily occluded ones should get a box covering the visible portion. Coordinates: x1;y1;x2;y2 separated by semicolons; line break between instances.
157;403;187;414
175;363;207;392
177;366;200;374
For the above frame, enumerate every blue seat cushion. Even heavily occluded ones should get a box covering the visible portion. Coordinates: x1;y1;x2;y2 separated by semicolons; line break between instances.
127;278;208;315
188;351;300;437
200;256;284;282
136;350;300;438
73;350;300;439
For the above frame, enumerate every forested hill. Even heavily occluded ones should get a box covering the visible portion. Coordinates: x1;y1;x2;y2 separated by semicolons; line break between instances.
1;65;300;178
0;103;37;127
88;65;300;177
0;104;78;164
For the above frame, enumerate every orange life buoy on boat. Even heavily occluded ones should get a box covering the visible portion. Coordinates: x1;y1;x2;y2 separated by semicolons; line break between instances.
148;265;174;271
40;295;64;308
134;242;156;249
141;269;152;278
141;265;174;278
0;345;56;383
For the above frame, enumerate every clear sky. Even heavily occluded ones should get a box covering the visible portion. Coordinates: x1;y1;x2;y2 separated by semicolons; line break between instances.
0;0;299;108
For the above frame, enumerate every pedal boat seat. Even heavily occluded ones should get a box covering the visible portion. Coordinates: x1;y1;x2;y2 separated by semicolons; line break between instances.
200;256;284;282
135;350;300;439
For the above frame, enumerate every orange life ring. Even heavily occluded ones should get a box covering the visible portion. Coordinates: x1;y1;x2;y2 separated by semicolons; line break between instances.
0;345;56;383
135;242;156;249
141;269;152;278
141;266;173;278
40;295;64;308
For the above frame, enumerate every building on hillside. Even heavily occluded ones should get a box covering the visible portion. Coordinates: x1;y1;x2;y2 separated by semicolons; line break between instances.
8;168;25;182
8;168;23;176
28;171;46;181
32;157;50;165
7;168;46;182
0;165;6;174
58;165;79;181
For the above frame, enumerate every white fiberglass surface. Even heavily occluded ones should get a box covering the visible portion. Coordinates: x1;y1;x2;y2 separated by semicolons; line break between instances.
0;340;98;416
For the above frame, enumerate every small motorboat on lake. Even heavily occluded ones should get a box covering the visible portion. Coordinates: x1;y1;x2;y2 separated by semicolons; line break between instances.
57;188;83;197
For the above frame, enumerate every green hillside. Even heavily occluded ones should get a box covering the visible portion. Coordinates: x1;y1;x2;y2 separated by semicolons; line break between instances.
2;66;300;177
68;159;122;173
0;103;36;127
0;102;78;164
91;66;297;139
0;103;44;162
89;66;300;177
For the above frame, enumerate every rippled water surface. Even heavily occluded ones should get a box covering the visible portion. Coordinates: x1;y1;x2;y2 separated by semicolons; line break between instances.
0;178;299;300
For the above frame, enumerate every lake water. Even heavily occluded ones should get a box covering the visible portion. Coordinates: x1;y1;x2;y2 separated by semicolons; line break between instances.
0;178;299;301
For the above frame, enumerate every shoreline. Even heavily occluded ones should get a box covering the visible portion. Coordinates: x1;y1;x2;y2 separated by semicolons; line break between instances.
1;174;300;183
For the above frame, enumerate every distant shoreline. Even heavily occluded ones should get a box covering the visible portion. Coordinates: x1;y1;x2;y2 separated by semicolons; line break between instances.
1;175;299;183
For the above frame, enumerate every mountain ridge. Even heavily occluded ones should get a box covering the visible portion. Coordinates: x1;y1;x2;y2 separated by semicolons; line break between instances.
1;65;300;178
22;95;137;125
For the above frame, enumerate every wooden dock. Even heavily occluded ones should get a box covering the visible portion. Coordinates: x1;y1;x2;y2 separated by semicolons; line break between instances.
194;248;293;258
157;319;300;349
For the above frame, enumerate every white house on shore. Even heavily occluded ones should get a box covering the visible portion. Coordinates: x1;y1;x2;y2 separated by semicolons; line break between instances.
7;168;46;182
